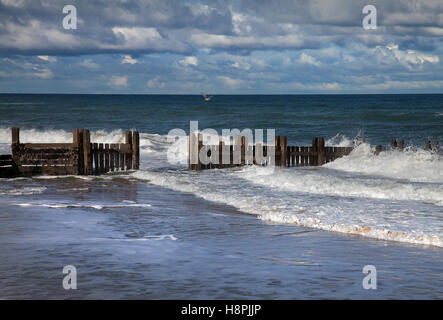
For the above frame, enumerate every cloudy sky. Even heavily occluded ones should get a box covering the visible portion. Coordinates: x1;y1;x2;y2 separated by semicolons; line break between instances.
0;0;442;94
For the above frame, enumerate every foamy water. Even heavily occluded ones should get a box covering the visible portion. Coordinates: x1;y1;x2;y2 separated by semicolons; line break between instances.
1;127;442;247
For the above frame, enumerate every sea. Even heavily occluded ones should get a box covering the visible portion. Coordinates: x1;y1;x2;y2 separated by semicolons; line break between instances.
0;94;442;299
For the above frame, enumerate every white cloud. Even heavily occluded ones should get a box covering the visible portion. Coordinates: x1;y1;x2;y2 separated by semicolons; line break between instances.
79;59;99;69
179;56;198;67
299;52;321;66
109;75;128;87
122;55;137;65
37;55;57;63
380;44;439;69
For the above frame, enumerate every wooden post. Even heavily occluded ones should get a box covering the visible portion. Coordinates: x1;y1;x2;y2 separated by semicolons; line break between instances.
317;137;325;166
99;143;104;173
125;131;133;170
132;131;140;170
73;129;84;175
424;140;431;150
391;139;397;149
104;144;110;173
83;130;92;175
11;127;20;174
375;145;382;155
218;140;223;168
11;127;20;145
311;137;318;166
398;139;404;151
110;144;115;171
241;136;246;165
295;146;299;166
93;143;99;174
114;144;120;171
433;141;439;151
274;136;280;166
196;133;203;170
280;136;287;167
120;144;125;171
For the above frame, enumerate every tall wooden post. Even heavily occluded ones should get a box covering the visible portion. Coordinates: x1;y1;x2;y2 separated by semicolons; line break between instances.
391;139;397;149
196;133;203;170
11;127;20;174
375;145;382;155
311;137;318;166
317;137;325;166
125;131;133;170
398;139;404;151
241;136;246;165
274;136;280;166
73;129;84;175
132;131;140;170
83;130;92;175
280;136;287;167
433;141;439;151
424;140;431;150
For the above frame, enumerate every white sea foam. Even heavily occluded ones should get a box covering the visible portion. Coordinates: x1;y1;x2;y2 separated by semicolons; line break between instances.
325;143;443;183
14;202;151;210
0;187;47;196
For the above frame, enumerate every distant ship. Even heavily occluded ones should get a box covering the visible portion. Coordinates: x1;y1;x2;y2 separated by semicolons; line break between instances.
201;92;213;102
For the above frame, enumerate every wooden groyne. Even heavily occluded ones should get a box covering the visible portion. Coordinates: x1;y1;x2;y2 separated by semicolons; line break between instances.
374;138;440;155
0;128;139;178
189;133;441;171
188;133;353;170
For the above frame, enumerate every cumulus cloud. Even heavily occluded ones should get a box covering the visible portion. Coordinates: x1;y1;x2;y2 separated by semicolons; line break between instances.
122;55;137;64
179;56;198;67
299;53;321;66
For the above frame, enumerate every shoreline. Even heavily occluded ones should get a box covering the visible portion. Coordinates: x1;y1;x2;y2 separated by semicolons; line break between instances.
0;177;442;299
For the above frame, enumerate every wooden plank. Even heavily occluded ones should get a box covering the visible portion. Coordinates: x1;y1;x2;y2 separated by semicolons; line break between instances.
311;137;318;166
12;127;20;144
125;131;133;170
110;143;116;171
119;143;131;154
93;143;99;174
317;137;325;165
105;144;110;173
133;131;140;170
22;143;74;149
280;136;287;167
83;130;92;175
18;165;78;176
0;155;13;160
424;140;431;150
115;144;120;170
99;143;104;173
120;145;125;171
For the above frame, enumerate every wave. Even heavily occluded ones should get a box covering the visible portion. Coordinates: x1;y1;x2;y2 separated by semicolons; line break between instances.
1;127;442;247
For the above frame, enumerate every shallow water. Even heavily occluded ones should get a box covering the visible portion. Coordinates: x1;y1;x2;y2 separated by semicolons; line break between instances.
1;177;442;299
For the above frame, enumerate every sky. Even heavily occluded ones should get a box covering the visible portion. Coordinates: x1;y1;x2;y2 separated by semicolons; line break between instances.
0;0;442;94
